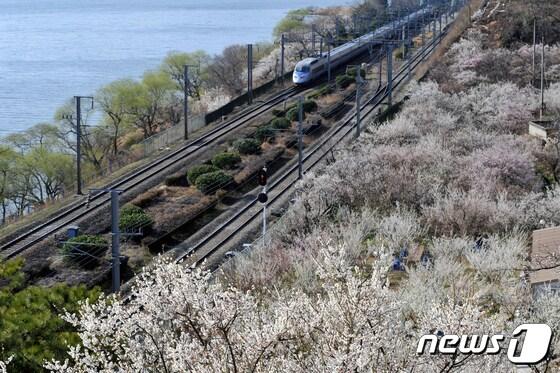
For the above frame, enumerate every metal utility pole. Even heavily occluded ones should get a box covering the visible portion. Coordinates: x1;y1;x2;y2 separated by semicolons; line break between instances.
90;188;122;293
532;18;537;86
281;34;285;87
311;24;316;55
297;96;304;180
70;96;93;196
540;36;546;119
355;72;363;138
320;37;323;56
110;190;121;293
387;44;394;106
184;65;189;140
327;39;332;84
76;97;82;195
247;44;253;105
183;64;198;140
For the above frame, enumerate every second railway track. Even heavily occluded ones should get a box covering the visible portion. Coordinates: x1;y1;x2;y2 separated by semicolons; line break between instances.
0;86;302;260
176;27;449;267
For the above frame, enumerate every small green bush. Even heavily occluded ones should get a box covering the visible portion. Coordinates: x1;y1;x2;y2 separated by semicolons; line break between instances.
119;205;153;233
255;126;276;142
346;67;366;78
234;138;261;155
165;173;188;186
195;171;233;194
212;152;241;169
121;204;143;216
286;107;305;122
61;235;108;269
270;117;291;130
307;85;333;99
302;100;318;113
336;74;354;89
187;164;219;184
272;108;285;117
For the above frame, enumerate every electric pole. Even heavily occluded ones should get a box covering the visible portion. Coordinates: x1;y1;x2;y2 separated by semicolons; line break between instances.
387;43;394;106
327;37;332;84
66;96;93;196
541;35;546;119
110;190;121;293
247;44;253;105
90;188;122;293
297;96;304;180
532;18;537;87
356;72;363;138
281;34;285;87
76;97;82;195
183;64;198;140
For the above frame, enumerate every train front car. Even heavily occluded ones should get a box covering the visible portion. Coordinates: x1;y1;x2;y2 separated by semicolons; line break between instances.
292;58;315;85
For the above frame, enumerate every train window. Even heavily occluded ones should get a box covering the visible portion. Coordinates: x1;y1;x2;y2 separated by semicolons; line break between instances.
295;64;310;73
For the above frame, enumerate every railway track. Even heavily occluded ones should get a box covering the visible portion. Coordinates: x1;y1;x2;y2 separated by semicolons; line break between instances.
0;86;302;260
177;25;449;268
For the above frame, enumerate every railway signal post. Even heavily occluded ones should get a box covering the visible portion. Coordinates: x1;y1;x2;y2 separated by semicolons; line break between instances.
258;168;268;244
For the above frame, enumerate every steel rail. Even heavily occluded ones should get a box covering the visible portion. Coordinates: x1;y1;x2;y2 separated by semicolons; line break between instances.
0;86;302;259
177;26;449;266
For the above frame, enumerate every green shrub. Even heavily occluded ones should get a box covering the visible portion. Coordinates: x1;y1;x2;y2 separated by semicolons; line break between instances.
270;117;291;130
0;259;100;372
336;74;354;89
121;204;143;216
119;211;153;233
286;107;305;122
234;138;261;155
195;171;233;194
212;151;241;169
165;172;188;186
302;100;318;113
308;84;333;99
255;126;276;142
272;108;285;117
187;164;219;184
346;67;366;78
61;235;108;268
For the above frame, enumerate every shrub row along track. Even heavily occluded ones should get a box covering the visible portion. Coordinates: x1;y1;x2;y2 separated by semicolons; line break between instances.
177;25;450;268
0;86;302;260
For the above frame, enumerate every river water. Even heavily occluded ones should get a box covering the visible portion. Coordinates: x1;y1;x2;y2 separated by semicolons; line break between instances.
0;0;344;134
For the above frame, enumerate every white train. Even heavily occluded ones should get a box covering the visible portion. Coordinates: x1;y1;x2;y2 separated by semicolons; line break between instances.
292;7;433;85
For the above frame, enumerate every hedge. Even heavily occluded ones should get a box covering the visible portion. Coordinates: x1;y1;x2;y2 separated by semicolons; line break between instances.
61;235;108;269
187;164;220;184
307;85;333;99
270;117;291;130
234;138;261;155
255;126;276;142
195;171;233;194
272;108;286;117
286;107;304;122
119;205;153;233
302;100;318;113
212;152;241;169
336;74;354;89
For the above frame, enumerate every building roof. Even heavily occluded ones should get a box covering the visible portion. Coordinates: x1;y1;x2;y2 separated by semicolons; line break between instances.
530;227;560;285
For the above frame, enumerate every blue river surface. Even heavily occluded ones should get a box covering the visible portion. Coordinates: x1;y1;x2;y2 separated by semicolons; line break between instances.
0;0;345;134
